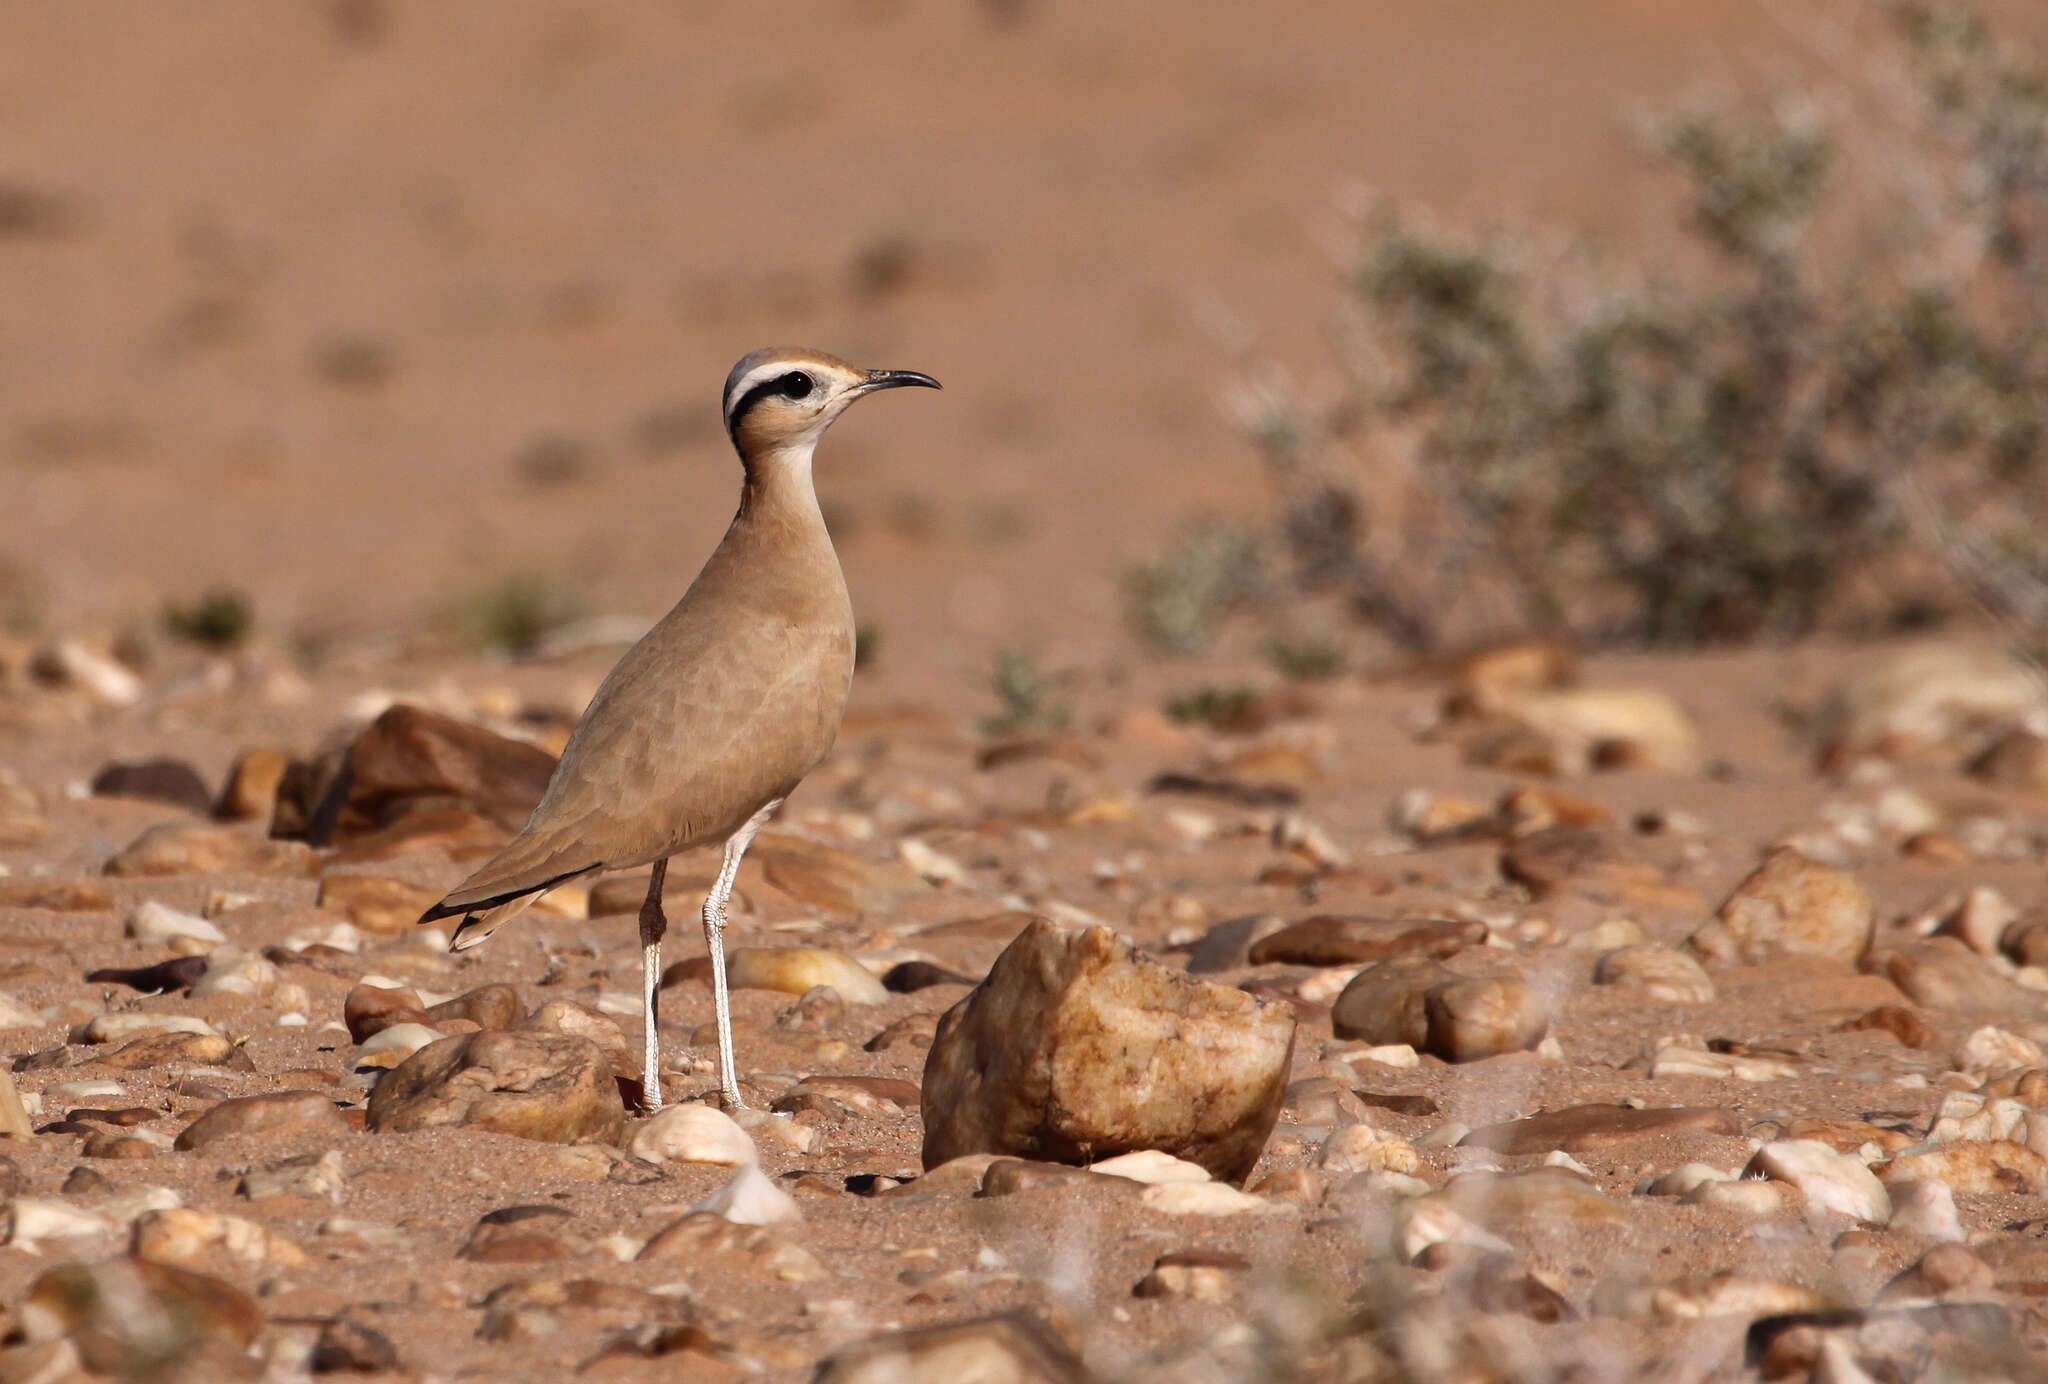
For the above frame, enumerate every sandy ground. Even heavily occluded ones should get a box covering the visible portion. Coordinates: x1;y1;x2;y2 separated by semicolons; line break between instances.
5;4;2048;1380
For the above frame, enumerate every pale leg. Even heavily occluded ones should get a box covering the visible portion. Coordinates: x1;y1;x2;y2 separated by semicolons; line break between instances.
706;799;781;1109
637;858;669;1113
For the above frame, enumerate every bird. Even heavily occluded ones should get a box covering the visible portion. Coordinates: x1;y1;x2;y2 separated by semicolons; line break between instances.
419;347;940;1111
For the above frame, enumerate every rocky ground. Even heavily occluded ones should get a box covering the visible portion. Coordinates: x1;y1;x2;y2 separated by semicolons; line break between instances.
2;632;2047;1381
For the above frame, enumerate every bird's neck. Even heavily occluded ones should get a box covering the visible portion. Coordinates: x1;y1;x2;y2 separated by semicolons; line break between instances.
735;443;822;529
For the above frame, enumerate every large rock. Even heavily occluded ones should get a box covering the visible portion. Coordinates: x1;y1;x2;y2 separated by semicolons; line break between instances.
921;919;1294;1183
307;703;557;846
1247;915;1484;967
1687;847;1872;967
175;1090;346;1152
366;1030;624;1144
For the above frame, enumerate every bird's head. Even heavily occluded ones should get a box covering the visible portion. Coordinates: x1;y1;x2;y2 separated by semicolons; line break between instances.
721;348;940;462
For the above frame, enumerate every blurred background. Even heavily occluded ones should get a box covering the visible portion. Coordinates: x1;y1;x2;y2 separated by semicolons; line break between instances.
3;0;2047;695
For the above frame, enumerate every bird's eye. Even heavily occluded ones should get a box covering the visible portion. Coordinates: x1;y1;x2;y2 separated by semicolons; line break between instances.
781;371;813;399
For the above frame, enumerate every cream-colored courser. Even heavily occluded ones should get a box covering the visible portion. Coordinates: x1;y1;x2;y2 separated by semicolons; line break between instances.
420;348;940;1110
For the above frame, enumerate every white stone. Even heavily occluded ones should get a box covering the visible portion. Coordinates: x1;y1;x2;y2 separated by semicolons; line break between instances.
1317;1125;1422;1176
1296;969;1359;1005
98;1186;182;1224
691;1162;799;1226
0;992;43;1030
76;1012;217;1044
1138;1182;1289;1217
1938;887;2018;958
3;1198;115;1245
898;838;970;886
282;920;362;954
42;1079;127;1106
1393;1196;1512;1262
1886;1178;1965;1242
1954;1026;2043;1073
1685;1180;1785;1214
1345;1044;1420;1070
629;1104;759;1168
731;1107;818;1155
124;901;224;948
1750;1140;1891;1223
1650;1045;1799;1082
1650;1275;1834;1320
1089;1150;1211;1185
190;944;279;999
352;1022;440;1068
1647;1163;1734;1197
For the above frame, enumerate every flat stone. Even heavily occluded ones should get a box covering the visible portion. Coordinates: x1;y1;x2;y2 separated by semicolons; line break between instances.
93;1030;243;1071
0;879;113;911
1882;1140;2048;1194
725;947;889;1005
366;1030;625;1144
131;1206;306;1266
1248;915;1484;967
921;918;1295;1183
175;1091;347;1152
1331;958;1549;1062
239;1149;347;1204
636;1210;826;1281
1460;1104;1739;1155
1594;945;1716;1003
90;758;213;814
1689;847;1872;967
104;823;317;879
1863;937;2029;1014
317;874;442;935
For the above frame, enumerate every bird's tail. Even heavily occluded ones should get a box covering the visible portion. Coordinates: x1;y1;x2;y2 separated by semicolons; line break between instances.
445;893;543;952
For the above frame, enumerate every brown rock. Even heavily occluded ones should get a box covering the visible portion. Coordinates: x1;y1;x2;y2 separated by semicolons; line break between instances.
215;747;292;822
317;874;441;935
104;823;317;878
308;1316;400;1373
750;831;930;914
175;1090;348;1152
314;703;558;845
866;1012;940;1052
0;878;114;911
635;1210;826;1281
921;919;1295;1183
1689;847;1872;967
18;1256;262;1355
813;1312;1085;1384
1967;727;2048;791
1500;827;1667;901
1459;1105;1739;1155
522;1000;632;1080
1247;915;1484;967
1863;937;2027;1014
459;1204;578;1262
90;758;213;814
780;1074;920;1115
1133;1250;1248;1301
1446;639;1576;716
1330;957;1549;1062
1780;1118;1915;1156
2004;916;2048;968
426;983;524;1030
94;1031;246;1071
1841;1005;1938;1049
366;1030;625;1144
1594;945;1716;1003
343;982;428;1043
1879;1244;1995;1302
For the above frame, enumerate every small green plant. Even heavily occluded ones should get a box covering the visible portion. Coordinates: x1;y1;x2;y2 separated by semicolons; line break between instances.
1264;632;1347;682
978;648;1069;736
443;571;587;658
1164;684;1264;732
162;588;253;649
1125;518;1266;654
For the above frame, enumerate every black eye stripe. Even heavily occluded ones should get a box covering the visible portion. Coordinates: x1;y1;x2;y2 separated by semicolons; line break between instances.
727;370;818;435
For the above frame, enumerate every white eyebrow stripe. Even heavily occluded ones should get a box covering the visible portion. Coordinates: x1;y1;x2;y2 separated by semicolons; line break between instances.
723;361;810;424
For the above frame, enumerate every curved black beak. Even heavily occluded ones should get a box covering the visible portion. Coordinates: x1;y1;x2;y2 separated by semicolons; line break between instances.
858;368;942;394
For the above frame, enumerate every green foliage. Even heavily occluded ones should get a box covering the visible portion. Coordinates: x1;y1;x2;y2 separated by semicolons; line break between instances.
443;570;587;658
1150;2;2048;654
1164;684;1263;731
162;588;253;649
1125;519;1266;654
978;647;1069;736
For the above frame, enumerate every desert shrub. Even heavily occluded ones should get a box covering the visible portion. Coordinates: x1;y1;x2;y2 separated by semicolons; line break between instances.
442;570;587;658
978;647;1070;736
162;588;253;649
1143;2;2048;654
